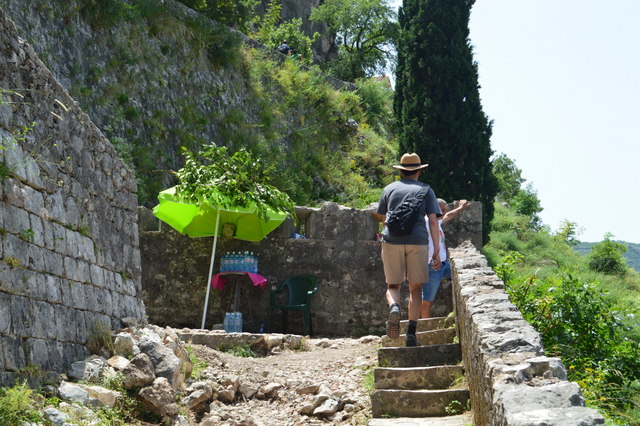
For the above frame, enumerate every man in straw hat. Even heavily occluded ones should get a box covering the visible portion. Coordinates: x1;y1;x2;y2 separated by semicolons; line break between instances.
374;153;442;347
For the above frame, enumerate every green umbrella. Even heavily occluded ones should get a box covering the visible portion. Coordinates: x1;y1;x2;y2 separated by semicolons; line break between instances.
153;186;288;328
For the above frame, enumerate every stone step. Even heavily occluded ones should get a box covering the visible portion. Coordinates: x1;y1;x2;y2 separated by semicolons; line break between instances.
368;412;473;425
378;343;462;368
382;328;456;348
374;365;465;390
398;316;455;334
370;388;470;418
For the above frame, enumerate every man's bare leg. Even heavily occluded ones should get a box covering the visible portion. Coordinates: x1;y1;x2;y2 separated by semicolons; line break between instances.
408;282;422;321
386;284;401;307
420;300;432;319
385;284;401;339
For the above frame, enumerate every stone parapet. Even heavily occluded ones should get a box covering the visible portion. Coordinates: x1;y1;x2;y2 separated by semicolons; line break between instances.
0;10;145;384
449;242;604;425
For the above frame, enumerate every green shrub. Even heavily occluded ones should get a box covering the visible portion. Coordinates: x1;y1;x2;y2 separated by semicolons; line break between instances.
0;381;42;424
588;233;628;276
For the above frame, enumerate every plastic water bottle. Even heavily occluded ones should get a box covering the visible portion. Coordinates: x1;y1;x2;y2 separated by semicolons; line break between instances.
223;312;231;333
237;312;243;332
258;320;265;333
230;252;237;271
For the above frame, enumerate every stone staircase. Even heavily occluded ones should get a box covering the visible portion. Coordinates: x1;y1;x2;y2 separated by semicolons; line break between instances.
369;316;472;424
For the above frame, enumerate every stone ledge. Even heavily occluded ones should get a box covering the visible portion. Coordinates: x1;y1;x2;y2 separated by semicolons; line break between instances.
449;241;604;425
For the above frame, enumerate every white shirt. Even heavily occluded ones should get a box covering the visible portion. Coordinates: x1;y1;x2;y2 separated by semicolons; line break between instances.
427;218;447;262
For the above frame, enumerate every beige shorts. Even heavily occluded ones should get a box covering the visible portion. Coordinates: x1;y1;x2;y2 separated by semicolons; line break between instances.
381;242;429;284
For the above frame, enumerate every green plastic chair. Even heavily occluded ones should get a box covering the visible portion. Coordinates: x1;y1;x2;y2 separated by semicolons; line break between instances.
269;276;318;336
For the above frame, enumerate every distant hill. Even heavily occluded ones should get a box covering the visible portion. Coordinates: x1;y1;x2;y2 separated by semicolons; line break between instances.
574;241;640;272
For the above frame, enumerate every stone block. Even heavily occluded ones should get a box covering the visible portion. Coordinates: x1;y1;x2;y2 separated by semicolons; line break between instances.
27;243;46;271
28;213;45;246
506;406;605;425
34;300;56;339
496;382;586;413
1;335;26;370
89;264;105;288
11;295;35;336
0;291;12;333
22;185;44;214
46;340;65;372
5;203;30;234
25;337;49;369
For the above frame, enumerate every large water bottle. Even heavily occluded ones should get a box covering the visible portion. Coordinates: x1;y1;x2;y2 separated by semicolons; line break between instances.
223;312;231;333
236;312;243;332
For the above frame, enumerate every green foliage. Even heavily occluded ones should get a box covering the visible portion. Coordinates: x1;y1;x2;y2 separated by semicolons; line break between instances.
355;77;394;133
587;233;629;276
177;0;259;34
18;228;35;241
185;345;208;379
253;0;319;64
309;0;399;81
75;0;137;28
361;367;375;393
394;0;497;243
555;220;581;246
86;321;115;358
492;154;543;228
96;373;146;424
219;344;257;357
0;381;42;424
444;399;467;415
488;203;640;422
2;256;23;268
576;241;640;273
493;153;524;201
175;144;297;222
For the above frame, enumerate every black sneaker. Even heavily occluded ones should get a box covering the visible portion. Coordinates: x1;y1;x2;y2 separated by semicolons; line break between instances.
405;333;417;347
385;304;400;339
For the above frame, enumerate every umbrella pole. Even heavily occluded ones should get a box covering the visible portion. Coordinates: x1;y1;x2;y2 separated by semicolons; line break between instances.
201;209;221;329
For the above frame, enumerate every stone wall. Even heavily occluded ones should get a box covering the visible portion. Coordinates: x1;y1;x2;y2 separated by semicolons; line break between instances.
449;242;604;425
1;0;352;207
0;10;145;385
139;200;482;335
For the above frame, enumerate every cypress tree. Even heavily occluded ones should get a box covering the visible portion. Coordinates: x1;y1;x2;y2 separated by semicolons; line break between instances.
394;0;497;243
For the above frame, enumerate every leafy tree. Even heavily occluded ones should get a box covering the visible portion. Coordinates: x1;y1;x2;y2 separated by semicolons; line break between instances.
394;0;497;243
588;233;628;276
555;219;581;245
493;153;525;202
253;0;319;64
310;0;399;81
492;153;542;228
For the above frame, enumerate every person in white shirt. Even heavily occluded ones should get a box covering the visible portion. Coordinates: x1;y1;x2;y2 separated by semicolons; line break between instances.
420;199;471;318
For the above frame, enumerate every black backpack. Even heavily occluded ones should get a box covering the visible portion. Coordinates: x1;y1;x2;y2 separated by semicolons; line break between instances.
386;186;429;236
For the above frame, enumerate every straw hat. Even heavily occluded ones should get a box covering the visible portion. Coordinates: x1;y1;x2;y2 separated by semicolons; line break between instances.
392;153;429;171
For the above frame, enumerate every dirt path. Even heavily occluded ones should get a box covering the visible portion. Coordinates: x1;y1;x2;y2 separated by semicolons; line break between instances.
190;336;381;425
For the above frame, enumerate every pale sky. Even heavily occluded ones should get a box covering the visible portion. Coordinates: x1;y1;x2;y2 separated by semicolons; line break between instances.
390;1;640;243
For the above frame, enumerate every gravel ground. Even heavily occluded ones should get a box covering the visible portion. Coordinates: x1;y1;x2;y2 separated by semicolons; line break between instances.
189;335;382;425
